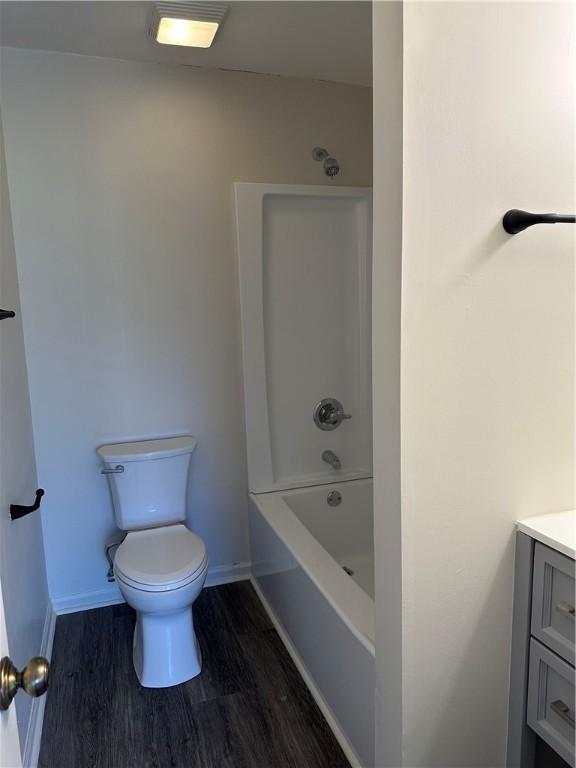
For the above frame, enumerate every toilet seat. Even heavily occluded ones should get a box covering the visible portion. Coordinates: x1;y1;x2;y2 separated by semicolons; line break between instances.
115;563;207;593
115;524;208;592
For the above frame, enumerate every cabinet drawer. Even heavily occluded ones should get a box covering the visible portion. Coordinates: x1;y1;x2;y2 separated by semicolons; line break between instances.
528;638;575;767
531;542;575;665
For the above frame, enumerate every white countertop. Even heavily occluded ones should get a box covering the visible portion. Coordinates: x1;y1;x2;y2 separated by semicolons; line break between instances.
517;510;576;560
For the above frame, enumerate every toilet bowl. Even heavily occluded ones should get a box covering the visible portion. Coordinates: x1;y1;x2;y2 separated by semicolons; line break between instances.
114;524;208;688
97;435;208;688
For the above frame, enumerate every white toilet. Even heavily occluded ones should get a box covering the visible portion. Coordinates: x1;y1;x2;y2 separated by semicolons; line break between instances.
97;435;208;688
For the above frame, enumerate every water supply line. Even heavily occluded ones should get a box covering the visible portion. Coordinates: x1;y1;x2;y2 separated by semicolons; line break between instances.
105;534;126;582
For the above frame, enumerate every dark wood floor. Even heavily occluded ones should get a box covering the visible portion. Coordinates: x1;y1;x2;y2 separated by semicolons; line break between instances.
39;581;350;768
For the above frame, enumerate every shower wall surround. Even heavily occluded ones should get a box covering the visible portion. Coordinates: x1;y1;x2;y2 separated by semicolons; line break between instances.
0;48;372;610
236;183;372;493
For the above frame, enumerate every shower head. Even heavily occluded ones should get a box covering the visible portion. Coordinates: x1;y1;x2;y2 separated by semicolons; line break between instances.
323;157;340;178
312;147;340;178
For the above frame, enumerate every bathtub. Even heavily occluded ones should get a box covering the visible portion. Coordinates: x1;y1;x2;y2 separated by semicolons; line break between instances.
249;478;375;768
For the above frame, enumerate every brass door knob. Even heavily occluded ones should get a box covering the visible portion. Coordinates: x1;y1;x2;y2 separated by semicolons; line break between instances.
0;656;49;710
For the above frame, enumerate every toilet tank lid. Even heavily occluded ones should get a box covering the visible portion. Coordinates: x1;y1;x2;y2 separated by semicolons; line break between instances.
97;436;197;463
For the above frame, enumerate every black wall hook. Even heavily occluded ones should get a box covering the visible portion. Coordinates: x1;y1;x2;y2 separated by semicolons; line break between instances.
503;209;575;235
10;489;45;521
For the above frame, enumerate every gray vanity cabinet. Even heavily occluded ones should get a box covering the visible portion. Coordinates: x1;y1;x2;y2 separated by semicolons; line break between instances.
508;535;575;768
531;544;575;666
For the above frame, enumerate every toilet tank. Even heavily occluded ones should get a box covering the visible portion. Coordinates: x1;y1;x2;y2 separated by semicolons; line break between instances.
97;436;197;530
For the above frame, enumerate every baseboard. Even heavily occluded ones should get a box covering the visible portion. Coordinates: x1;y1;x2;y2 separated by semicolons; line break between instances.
51;562;252;615
22;600;56;768
52;584;125;615
249;576;362;768
205;560;251;587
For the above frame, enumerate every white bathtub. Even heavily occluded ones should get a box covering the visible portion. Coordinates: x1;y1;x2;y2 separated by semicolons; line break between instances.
249;478;375;767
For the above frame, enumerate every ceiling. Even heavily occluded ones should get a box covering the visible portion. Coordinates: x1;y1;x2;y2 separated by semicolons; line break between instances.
0;1;372;86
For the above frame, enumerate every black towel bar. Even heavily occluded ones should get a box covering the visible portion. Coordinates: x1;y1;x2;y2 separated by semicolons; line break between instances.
503;209;575;235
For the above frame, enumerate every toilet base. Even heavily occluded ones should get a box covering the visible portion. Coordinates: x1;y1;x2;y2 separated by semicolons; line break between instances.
133;607;202;688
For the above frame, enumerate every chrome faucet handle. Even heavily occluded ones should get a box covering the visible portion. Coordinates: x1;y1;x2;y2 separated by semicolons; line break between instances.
313;398;352;431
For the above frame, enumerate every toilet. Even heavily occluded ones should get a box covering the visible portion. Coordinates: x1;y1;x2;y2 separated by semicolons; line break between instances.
97;435;208;688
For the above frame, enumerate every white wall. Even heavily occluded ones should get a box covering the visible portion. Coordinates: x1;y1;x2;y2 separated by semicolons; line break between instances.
371;2;403;766
0;48;372;609
0;112;49;754
374;2;575;765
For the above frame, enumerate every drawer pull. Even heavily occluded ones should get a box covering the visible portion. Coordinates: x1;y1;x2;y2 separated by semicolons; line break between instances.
550;699;575;728
555;601;575;620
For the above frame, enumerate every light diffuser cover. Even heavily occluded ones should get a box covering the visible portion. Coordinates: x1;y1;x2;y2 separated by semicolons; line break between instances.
151;2;228;48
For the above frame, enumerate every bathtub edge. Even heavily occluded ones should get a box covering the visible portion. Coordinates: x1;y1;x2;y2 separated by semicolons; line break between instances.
250;489;375;654
249;575;364;768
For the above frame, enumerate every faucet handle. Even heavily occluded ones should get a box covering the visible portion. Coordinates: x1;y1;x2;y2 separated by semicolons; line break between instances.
313;398;352;431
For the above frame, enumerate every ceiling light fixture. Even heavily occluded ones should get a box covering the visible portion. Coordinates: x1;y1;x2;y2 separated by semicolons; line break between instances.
150;2;229;48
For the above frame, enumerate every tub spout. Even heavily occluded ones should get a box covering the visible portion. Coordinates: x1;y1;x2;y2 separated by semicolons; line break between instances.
322;450;341;470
